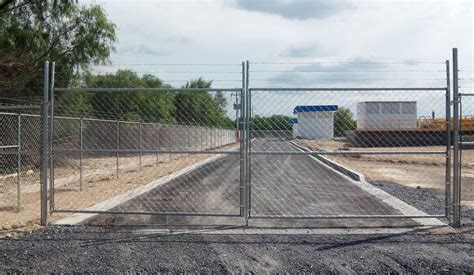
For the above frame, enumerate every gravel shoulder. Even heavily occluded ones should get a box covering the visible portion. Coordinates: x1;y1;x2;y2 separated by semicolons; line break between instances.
0;226;473;273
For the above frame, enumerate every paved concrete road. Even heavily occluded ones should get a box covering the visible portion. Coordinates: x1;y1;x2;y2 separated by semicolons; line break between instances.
87;138;419;227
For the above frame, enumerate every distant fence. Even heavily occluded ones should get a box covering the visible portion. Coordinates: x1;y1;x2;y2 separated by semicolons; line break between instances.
0;111;236;212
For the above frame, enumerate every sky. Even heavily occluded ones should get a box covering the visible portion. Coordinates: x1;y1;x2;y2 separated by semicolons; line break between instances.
82;0;473;117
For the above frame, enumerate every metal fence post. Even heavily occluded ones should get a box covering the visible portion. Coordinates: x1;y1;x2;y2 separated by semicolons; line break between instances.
445;60;451;220
116;121;119;179
156;123;159;165
80;117;83;190
138;121;142;171
168;126;171;162
452;48;461;227
239;61;246;219
16;113;21;212
49;62;55;213
245;60;251;222
40;61;49;226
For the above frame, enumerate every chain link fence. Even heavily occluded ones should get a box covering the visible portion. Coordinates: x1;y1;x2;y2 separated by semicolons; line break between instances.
50;87;240;217
0;51;470;228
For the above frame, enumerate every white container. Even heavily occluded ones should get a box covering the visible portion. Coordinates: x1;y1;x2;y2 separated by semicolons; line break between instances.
357;101;417;129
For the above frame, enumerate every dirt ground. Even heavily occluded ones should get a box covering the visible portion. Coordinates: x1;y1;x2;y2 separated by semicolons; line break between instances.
296;139;474;211
0;145;237;235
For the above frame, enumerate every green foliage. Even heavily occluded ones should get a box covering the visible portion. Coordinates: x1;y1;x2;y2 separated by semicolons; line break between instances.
56;72;233;128
0;0;116;97
252;115;293;131
79;70;175;123
173;78;233;128
334;107;356;136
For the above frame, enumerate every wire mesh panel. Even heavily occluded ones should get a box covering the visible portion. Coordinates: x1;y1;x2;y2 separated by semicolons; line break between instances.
0;111;43;224
248;88;449;218
51;88;241;217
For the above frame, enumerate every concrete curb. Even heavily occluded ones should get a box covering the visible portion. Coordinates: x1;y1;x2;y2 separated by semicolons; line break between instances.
289;141;365;182
288;140;444;226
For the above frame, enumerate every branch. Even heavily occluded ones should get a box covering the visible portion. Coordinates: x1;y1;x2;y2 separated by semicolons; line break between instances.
0;0;33;15
32;16;88;63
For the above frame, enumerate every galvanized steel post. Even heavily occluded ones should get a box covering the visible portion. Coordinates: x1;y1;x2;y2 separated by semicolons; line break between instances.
452;48;461;227
16;113;21;212
40;61;49;226
80;117;83;190
49;62;55;213
116;121;120;179
156;123;159;165
239;61;246;219
245;60;251;222
445;60;451;220
139;121;142;171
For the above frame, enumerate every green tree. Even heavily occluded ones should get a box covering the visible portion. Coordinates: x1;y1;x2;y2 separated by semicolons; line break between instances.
78;70;175;123
173;78;232;128
0;0;116;97
334;107;356;137
252;115;292;131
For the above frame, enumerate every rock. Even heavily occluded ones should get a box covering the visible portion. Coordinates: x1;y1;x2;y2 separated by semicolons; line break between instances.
2;224;12;231
11;223;25;229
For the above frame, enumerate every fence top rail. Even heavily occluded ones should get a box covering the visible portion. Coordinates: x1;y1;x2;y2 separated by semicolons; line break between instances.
54;87;243;92
249;87;448;92
251;150;447;155
0;111;236;130
0;112;39;117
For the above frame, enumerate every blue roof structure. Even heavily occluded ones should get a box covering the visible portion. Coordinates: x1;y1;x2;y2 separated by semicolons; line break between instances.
289;118;298;124
293;105;338;114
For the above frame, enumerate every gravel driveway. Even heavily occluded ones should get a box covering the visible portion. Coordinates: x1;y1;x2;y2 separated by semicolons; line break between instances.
1;226;472;273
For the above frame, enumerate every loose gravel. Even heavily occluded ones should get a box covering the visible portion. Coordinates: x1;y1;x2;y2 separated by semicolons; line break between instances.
372;180;474;225
0;226;473;273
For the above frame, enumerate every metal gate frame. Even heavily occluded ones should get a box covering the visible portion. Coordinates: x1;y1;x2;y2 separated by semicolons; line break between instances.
245;87;450;221
242;60;458;224
452;47;468;227
40;62;247;225
38;49;464;226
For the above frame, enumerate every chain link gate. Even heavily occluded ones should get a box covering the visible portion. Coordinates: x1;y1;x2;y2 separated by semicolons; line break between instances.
245;87;449;221
243;60;454;223
46;59;246;220
30;53;465;226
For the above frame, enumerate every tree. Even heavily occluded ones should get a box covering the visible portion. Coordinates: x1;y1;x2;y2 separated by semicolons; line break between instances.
252;115;292;131
0;0;116;98
173;78;232;128
78;70;175;123
334;107;356;137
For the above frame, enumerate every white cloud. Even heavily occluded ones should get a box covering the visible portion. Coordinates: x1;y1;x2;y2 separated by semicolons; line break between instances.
82;0;472;90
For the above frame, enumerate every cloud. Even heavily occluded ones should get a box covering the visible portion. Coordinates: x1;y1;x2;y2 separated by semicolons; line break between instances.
234;0;351;20
264;58;447;88
280;44;331;58
266;59;389;86
120;44;171;56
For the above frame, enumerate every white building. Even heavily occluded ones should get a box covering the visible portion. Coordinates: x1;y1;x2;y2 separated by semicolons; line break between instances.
289;118;299;138
292;105;338;139
357;101;417;129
